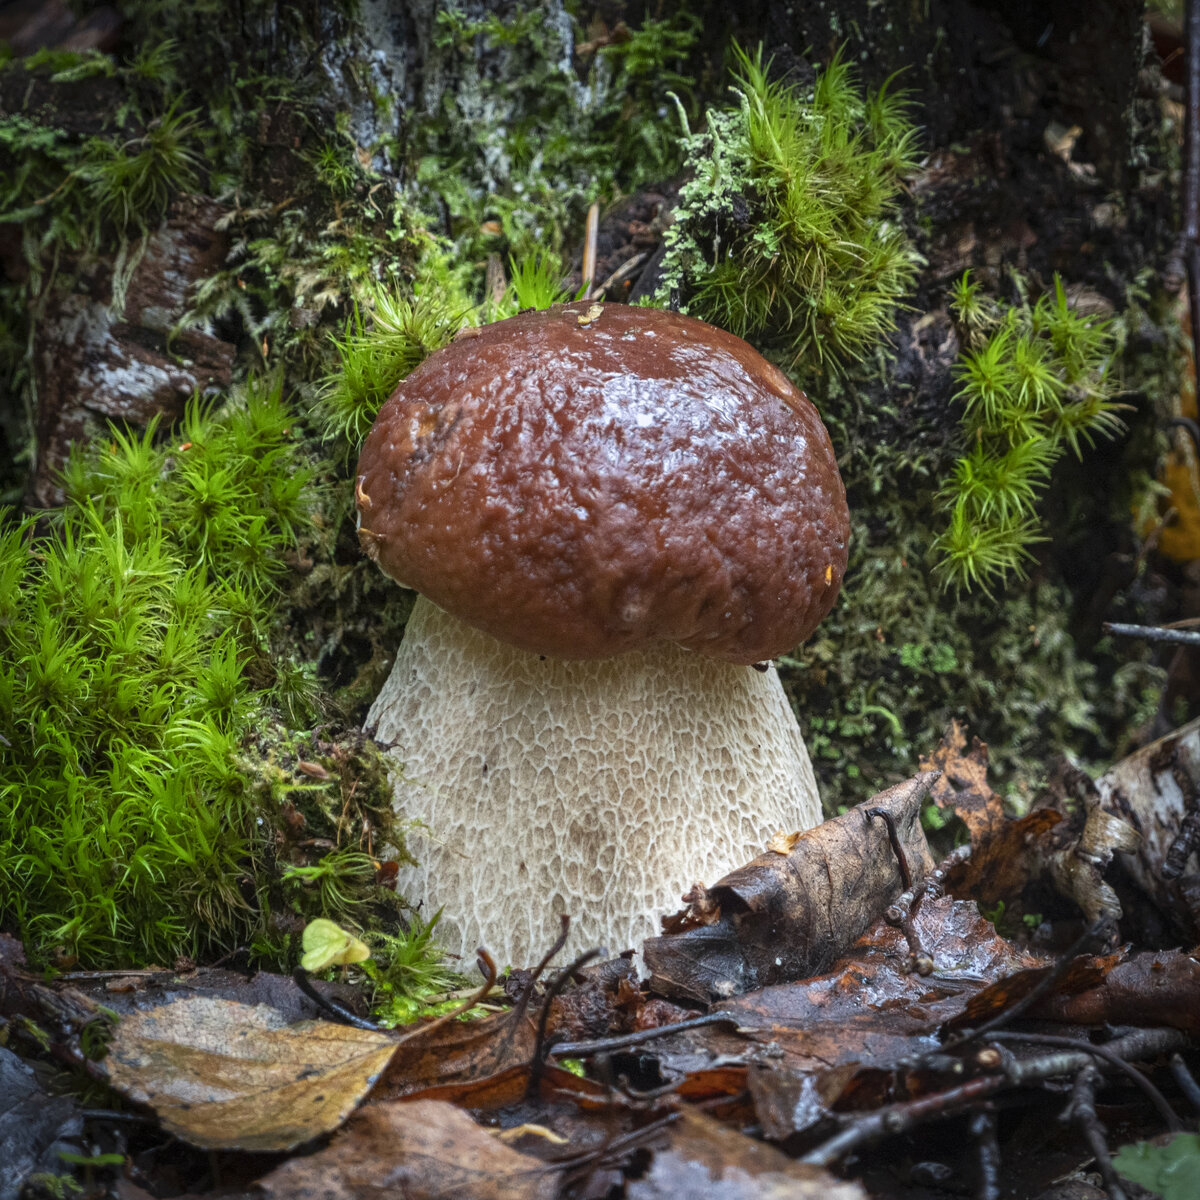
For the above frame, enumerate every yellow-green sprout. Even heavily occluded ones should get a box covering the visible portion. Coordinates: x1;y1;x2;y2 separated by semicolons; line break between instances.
300;918;370;972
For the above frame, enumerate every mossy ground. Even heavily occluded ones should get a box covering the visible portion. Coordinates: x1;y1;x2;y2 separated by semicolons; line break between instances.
0;1;1184;980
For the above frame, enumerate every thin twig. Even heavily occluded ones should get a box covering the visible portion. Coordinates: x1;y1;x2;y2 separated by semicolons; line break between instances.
594;251;649;296
986;1030;1183;1131
865;807;913;889
510;915;571;1027
555;1110;682;1187
581;201;600;298
550;1011;739;1058
802;1027;1187;1166
925;843;972;899
867;806;935;972
527;946;602;1094
292;968;380;1031
1103;621;1200;647
1170;1052;1200;1115
1065;1063;1129;1200
293;950;498;1041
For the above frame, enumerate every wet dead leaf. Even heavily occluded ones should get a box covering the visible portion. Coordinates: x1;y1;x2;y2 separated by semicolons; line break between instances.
258;1099;557;1200
1032;949;1200;1032
922;723;1065;906
376;1008;536;1098
104;996;398;1151
723;895;1035;1066
767;830;801;855
627;1107;867;1199
941;952;1119;1034
644;773;938;1004
715;896;1037;1136
404;1061;614;1113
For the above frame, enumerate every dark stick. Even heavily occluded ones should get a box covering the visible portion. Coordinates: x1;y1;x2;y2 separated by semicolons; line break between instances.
802;1071;1011;1166
969;1109;1001;1200
527;946;603;1095
890;842;971;918
802;1027;1187;1167
1103;622;1200;647
986;1031;1183;1131
1169;1052;1200;1114
1065;1064;1129;1200
550;1011;739;1058
556;1110;682;1187
509;914;572;1028
925;843;972;898
867;805;934;972
292;968;381;1031
865;806;913;889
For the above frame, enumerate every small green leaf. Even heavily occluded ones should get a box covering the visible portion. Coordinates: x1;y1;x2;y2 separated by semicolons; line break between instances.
1113;1133;1200;1200
301;919;371;971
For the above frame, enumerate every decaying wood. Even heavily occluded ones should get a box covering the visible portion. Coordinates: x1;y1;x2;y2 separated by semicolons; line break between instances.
1098;714;1200;941
23;195;235;508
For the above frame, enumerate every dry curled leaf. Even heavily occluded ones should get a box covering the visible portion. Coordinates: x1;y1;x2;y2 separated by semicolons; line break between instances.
104;996;398;1151
921;721;1007;846
376;1008;536;1098
643;773;938;1004
767;830;801;855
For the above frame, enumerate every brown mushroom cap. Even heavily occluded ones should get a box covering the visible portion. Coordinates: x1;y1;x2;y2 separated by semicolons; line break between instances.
355;303;849;664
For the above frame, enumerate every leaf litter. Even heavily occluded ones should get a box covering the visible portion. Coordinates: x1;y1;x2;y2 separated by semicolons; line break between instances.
2;723;1198;1197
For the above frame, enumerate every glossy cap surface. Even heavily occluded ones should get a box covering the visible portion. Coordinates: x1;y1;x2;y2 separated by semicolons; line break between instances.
355;303;848;663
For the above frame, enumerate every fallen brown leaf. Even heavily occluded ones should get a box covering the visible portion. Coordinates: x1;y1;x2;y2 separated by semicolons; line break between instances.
941;953;1120;1035
724;895;1036;1069
643;773;938;1004
719;895;1038;1136
626;1107;867;1199
104;996;398;1151
404;1061;613;1112
258;1099;557;1200
922;723;1128;923
1031;948;1200;1032
376;1007;536;1098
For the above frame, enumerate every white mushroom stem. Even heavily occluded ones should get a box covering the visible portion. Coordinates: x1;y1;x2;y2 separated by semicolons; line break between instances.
366;595;823;969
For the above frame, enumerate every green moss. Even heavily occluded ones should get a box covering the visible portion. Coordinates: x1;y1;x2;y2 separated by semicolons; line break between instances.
78;100;200;234
360;912;472;1027
314;278;467;453
311;245;582;459
654;45;920;375
934;274;1126;594
0;381;410;968
783;270;1163;810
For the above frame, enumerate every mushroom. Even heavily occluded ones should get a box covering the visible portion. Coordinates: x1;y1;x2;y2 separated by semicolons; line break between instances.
355;303;849;967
